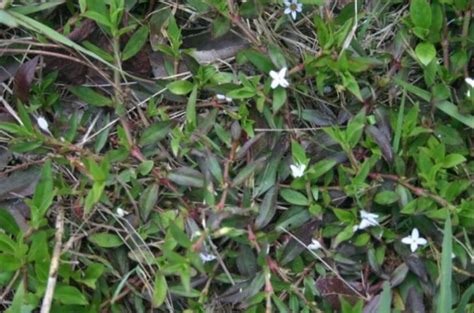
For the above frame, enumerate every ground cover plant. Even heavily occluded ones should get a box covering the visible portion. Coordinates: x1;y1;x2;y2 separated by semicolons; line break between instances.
0;0;473;312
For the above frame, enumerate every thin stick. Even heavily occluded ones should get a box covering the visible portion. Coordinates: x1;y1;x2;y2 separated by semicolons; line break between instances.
40;206;65;313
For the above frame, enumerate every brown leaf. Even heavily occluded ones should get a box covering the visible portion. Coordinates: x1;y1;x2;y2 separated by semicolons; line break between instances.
366;125;393;162
315;276;363;310
14;56;39;103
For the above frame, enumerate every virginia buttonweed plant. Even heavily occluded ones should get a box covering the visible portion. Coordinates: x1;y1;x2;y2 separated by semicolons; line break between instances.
0;0;473;312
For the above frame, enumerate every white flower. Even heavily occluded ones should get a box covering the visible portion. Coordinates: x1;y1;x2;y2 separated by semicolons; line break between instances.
270;67;289;89
465;77;474;88
116;208;129;217
360;210;379;228
284;0;302;20
37;116;50;132
307;238;322;250
290;163;306;178
216;94;232;102
199;252;217;263
401;228;428;253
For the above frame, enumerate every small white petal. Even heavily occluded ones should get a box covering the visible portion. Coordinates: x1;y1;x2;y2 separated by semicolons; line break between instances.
416;237;427;246
284;7;292;14
216;94;226;100
37;116;49;132
467;90;471;97
290;163;306;178
296;3;302;12
200;252;217;262
284;0;291;5
280;78;290;88
307;239;321;250
116;208;129;217
465;77;474;88
271;79;280;89
401;236;413;245
411;228;420;240
279;67;287;77
269;70;279;79
358;219;372;230
291;11;297;19
410;242;418;252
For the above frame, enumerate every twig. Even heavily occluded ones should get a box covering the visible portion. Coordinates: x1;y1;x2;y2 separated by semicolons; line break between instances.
40;206;65;313
368;172;455;209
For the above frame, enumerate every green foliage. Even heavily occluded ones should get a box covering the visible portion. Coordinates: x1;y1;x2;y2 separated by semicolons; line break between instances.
0;0;473;312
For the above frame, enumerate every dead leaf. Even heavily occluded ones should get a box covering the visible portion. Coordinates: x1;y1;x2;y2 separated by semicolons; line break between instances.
14;56;39;103
0;166;41;200
315;276;363;310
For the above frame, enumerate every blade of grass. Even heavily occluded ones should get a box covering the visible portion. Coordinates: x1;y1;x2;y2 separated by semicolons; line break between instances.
437;216;452;313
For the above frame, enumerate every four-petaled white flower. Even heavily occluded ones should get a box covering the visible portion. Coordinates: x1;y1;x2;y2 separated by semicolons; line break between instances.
284;0;302;20
216;94;232;102
465;77;474;88
116;207;129;217
307;238;322;250
270;67;289;89
200;252;217;263
37;116;50;133
354;210;379;231
401;228;428;253
290;163;306;178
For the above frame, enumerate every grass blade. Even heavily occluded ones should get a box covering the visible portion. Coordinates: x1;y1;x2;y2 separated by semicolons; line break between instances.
437;216;452;313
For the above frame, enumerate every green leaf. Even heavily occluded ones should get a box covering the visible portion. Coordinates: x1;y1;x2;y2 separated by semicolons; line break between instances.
280;189;309;206
88;233;124;248
255;187;278;229
341;72;363;102
169;223;192;248
238;49;274;73
308;159;337;179
139;184;159;221
378;281;392;313
186;85;198;128
152;273;168;308
168;167;204;188
415;42;436;66
122;26;149;61
82;11;113;29
32;160;54;219
437;216;452;313
436;101;474;129
442;154;466;168
54;285;89;305
455;285;474;313
0;208;20;236
10;0;65;15
0;11;19;27
167;80;194;95
69;86;113;107
272;87;287;113
167;15;182;52
139;121;172;146
410;0;432;29
291;140;307;165
374;191;399;205
346;110;366;148
211;15;230;38
232;161;260;186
